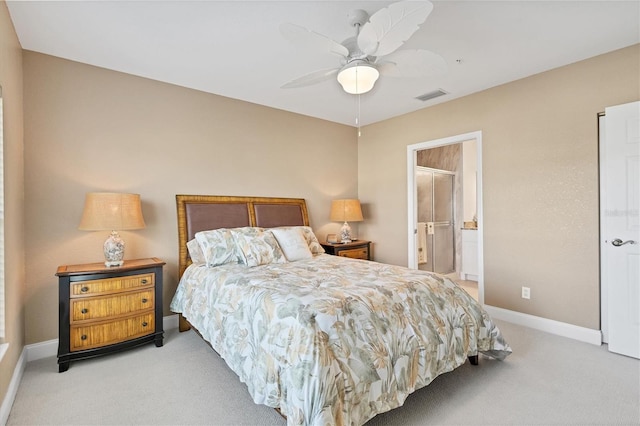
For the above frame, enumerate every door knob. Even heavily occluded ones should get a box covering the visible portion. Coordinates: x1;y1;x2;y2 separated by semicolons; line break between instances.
612;238;636;247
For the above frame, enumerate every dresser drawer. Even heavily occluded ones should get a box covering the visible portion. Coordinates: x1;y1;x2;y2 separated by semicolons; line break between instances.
71;273;154;297
70;289;154;323
338;248;369;260
320;241;371;261
70;313;155;352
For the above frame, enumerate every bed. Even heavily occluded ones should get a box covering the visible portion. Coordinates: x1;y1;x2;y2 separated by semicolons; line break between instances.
170;194;511;426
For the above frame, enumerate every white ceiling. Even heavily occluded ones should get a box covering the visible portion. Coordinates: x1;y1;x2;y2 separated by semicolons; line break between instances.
6;1;640;127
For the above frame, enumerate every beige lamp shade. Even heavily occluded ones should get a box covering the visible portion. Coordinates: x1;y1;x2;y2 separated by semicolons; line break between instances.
330;199;364;223
79;192;146;231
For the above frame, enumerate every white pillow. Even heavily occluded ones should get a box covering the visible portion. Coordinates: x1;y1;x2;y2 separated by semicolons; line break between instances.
186;238;206;264
230;227;287;267
271;227;313;262
275;226;325;255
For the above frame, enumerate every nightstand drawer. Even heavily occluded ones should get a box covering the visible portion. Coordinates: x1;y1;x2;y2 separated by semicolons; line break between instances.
70;289;154;322
321;240;371;261
71;273;154;297
70;313;155;352
338;248;369;260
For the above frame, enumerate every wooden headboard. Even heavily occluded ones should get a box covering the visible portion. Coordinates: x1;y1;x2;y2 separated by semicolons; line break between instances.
176;194;310;278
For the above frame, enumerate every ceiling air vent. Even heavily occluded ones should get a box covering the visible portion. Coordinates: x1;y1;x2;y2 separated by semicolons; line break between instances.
415;89;448;102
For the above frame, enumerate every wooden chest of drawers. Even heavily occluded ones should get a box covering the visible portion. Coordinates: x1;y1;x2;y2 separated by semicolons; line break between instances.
320;240;371;260
56;258;165;372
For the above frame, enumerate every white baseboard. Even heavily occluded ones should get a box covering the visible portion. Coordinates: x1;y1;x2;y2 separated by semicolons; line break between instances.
26;314;180;362
460;273;478;282
484;305;602;346
0;347;26;426
26;338;58;362
164;313;179;331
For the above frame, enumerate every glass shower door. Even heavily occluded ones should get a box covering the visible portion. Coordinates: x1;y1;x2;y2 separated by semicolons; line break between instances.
416;167;455;274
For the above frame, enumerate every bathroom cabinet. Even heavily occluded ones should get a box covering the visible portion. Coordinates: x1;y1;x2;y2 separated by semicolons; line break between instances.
461;229;478;281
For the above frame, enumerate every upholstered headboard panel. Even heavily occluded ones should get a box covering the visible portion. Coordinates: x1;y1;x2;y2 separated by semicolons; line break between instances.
254;203;305;228
185;202;250;241
176;195;309;277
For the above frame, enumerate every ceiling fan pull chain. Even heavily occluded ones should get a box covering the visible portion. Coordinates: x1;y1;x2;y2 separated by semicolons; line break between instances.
357;92;362;137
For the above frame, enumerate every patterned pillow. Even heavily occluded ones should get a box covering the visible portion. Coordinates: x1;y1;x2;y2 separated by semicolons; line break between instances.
186;238;206;264
274;226;325;255
230;227;287;267
271;227;313;261
194;228;240;267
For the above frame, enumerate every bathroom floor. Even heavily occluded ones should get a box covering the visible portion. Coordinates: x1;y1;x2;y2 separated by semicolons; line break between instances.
446;273;478;301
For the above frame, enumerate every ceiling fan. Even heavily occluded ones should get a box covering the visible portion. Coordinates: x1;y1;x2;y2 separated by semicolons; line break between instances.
280;0;446;95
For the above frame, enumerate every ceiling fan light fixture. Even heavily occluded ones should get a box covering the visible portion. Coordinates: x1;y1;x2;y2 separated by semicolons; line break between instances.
337;61;379;94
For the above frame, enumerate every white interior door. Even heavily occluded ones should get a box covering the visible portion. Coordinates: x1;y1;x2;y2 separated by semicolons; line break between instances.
602;101;640;359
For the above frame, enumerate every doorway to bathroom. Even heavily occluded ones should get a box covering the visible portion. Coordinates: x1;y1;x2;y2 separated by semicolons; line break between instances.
407;131;483;303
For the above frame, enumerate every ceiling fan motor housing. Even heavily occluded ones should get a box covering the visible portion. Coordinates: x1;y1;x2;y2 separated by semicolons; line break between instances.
341;37;371;63
347;9;369;28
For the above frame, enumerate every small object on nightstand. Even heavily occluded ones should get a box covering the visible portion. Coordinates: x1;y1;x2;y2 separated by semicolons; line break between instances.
326;234;339;244
321;240;371;260
56;257;165;372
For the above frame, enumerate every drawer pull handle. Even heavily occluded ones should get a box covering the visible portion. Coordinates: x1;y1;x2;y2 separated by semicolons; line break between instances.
81;286;89;293
142;298;148;303
81;335;87;340
141;279;148;284
142;321;148;327
81;308;88;314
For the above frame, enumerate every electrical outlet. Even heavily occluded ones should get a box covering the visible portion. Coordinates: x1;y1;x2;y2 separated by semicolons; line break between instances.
521;286;531;300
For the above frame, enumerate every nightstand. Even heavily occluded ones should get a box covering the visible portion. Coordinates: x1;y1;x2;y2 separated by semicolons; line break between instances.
56;257;165;372
321;240;371;260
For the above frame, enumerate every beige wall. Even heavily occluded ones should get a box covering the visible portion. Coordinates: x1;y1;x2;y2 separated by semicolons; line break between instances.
0;0;25;406
23;51;356;344
10;20;640;357
358;44;640;330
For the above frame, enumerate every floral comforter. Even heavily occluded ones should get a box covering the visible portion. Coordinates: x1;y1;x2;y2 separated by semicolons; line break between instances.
170;254;511;426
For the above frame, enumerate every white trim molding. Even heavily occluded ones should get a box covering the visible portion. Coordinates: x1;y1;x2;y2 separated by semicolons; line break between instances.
0;347;25;426
26;338;58;362
163;313;179;332
485;305;602;346
0;342;8;363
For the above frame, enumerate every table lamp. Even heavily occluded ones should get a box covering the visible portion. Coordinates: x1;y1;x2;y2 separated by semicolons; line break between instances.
78;192;146;267
330;199;364;243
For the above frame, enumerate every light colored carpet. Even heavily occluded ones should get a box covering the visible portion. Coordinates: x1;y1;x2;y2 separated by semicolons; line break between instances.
446;273;478;301
7;320;640;425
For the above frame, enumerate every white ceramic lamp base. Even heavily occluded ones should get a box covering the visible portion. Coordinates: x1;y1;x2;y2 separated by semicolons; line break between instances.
340;221;353;244
103;230;125;267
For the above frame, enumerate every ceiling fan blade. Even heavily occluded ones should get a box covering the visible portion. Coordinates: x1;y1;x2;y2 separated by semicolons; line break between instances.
280;23;349;58
358;0;434;58
376;49;447;78
281;67;340;89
